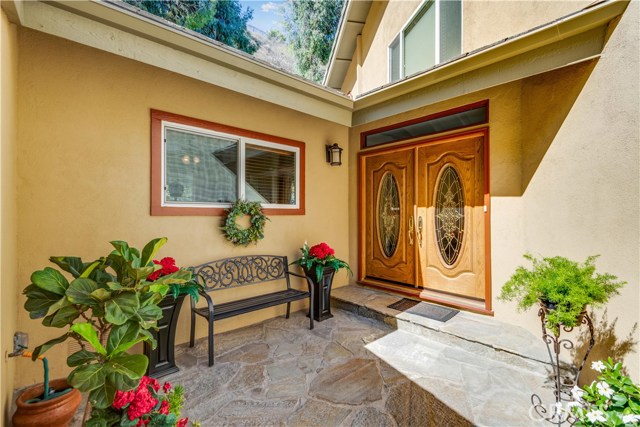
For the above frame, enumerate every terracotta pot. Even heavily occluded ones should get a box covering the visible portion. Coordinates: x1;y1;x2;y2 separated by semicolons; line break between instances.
13;378;82;427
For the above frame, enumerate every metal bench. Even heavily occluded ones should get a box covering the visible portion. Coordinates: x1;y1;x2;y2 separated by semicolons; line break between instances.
189;255;313;366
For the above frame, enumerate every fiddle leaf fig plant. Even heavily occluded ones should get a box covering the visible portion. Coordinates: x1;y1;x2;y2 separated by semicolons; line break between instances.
499;254;625;335
23;238;193;410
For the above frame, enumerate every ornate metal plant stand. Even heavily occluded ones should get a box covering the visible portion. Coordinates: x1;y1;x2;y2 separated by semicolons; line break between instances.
531;306;595;426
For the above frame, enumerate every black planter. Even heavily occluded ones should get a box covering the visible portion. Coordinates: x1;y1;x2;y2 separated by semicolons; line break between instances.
144;294;185;378
303;266;336;322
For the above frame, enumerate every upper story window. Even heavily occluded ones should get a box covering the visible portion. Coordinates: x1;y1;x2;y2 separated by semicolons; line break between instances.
151;110;305;216
389;0;462;82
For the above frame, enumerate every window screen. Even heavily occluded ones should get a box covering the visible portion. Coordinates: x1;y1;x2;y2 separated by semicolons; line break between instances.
245;144;296;205
165;128;238;204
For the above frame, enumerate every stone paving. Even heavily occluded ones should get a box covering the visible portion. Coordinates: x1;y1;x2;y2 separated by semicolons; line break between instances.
59;285;556;426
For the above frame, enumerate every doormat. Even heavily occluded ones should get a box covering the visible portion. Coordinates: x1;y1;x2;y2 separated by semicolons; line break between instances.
387;298;459;322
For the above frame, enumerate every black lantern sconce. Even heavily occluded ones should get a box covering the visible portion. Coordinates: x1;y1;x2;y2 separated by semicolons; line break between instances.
325;143;343;166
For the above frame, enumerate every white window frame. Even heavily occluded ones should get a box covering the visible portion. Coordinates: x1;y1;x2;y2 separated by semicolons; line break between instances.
388;0;463;83
160;120;301;210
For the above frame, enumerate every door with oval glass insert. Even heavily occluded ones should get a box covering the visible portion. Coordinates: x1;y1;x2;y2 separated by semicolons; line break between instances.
363;149;415;285
416;135;485;299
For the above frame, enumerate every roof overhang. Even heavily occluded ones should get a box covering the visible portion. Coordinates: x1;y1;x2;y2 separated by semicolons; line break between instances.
6;0;354;126
322;0;373;90
352;0;630;125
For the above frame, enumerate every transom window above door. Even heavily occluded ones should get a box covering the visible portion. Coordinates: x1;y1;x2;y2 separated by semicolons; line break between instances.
389;0;462;83
151;110;305;216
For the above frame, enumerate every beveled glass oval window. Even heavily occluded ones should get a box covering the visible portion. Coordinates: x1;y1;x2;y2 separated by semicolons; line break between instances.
377;172;401;258
435;165;465;265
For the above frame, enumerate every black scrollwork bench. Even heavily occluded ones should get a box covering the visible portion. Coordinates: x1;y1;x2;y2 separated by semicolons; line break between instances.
189;255;313;366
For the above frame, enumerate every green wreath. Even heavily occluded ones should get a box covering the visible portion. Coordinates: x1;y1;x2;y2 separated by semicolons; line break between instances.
222;200;269;246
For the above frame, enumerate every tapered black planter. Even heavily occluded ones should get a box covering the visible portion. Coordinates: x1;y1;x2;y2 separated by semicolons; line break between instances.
302;266;336;321
144;294;185;378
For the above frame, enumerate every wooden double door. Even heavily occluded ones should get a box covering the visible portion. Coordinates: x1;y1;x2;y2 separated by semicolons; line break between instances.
361;132;487;300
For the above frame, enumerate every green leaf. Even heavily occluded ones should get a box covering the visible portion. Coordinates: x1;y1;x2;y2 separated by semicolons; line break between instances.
89;377;117;409
68;364;106;392
106;322;142;356
152;269;192;286
90;288;112;302
107;353;148;380
23;284;64;319
49;256;85;278
128;265;155;281
66;278;99;305
80;261;101;278
148;284;170;296
139;329;157;349
32;333;69;359
42;304;79;328
110;241;132;261
106;282;124;291
105;292;140;325
67;349;98;367
70;323;106;355
107;371;139;393
136;304;162;322
31;267;69;295
140;237;168;267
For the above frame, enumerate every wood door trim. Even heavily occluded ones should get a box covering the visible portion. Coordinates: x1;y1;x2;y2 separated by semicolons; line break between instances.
357;127;492;313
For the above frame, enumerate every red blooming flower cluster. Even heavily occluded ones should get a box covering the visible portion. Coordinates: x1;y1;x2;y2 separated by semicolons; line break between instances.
308;243;335;260
147;257;179;281
112;376;189;427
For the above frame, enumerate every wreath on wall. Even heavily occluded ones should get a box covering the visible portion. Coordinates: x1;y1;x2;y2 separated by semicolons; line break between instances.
222;199;269;246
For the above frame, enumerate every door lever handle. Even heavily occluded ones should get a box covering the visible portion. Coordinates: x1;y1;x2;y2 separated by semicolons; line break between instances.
408;216;414;246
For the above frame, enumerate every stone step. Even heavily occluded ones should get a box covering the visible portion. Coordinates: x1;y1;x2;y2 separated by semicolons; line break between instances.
332;285;557;426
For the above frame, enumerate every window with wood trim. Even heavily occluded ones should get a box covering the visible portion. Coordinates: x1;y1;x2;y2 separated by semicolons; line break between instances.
151;110;305;216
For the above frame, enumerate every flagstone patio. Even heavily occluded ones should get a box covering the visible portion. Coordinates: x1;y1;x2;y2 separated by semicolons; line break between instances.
60;286;556;426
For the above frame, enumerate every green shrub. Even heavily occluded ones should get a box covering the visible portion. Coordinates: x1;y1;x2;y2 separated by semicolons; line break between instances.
499;254;625;335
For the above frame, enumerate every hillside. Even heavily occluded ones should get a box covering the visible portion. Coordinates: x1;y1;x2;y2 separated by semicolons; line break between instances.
248;25;297;75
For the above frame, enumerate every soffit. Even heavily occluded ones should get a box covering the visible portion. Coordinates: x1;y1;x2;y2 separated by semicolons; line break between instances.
323;0;373;90
352;0;629;126
12;0;354;126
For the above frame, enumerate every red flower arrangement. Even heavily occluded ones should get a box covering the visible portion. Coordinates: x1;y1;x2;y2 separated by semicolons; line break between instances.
147;257;180;282
145;257;203;301
110;376;189;427
293;242;351;283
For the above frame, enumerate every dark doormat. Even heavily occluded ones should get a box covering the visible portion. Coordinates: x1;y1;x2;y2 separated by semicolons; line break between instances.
387;298;459;322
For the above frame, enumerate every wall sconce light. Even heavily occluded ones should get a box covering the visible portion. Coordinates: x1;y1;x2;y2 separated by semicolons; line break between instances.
326;143;343;166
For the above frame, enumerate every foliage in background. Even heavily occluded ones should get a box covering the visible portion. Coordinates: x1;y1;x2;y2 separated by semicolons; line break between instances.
123;0;259;54
222;199;269;246
282;0;344;83
499;254;625;335
570;359;640;426
293;242;351;283
22;238;194;412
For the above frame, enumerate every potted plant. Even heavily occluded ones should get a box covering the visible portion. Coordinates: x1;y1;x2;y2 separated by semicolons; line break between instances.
12;352;82;427
499;254;625;335
292;242;351;321
21;238;198;426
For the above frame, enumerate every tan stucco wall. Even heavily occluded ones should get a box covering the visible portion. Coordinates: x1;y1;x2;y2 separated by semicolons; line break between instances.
15;28;350;388
346;0;593;97
348;3;639;380
1;8;19;426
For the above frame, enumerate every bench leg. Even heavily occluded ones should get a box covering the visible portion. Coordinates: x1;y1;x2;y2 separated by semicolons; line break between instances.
308;296;314;330
286;302;291;319
208;318;215;366
189;309;196;348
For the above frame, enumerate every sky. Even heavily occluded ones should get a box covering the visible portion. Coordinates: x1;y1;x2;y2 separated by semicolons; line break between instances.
239;0;286;33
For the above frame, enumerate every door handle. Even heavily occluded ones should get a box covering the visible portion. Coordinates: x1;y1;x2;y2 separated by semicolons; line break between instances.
408;215;414;246
417;216;423;248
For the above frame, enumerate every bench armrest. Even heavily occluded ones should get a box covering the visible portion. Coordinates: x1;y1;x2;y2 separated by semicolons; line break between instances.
286;271;306;279
286;270;313;297
191;289;215;318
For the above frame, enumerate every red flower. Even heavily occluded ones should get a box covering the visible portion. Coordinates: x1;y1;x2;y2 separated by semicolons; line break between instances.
148;257;180;282
309;243;335;260
163;382;172;393
177;418;189;427
112;390;135;409
159;400;170;415
127;381;158;420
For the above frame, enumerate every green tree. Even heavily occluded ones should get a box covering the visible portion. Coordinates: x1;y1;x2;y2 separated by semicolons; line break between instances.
282;0;344;83
124;0;258;54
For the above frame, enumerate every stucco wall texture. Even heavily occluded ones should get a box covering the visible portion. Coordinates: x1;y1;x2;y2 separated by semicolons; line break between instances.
347;0;593;97
349;2;640;380
14;28;350;388
1;8;19;426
